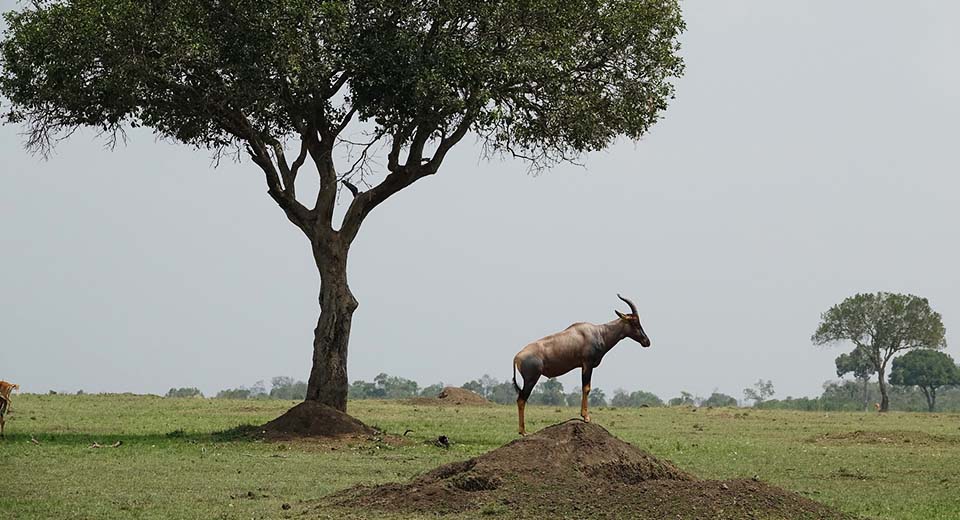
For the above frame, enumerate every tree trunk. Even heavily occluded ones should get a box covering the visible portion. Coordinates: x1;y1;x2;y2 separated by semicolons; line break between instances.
877;368;889;412
304;239;357;412
921;387;935;412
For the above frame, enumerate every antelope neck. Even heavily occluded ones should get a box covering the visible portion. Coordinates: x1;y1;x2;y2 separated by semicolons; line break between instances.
595;319;630;354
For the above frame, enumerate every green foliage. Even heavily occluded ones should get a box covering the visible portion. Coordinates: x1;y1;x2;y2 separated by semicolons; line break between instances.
268;376;307;400
215;380;267;399
460;375;516;405
889;350;960;412
373;373;420;399
214;387;254;399
588;388;607;407
611;389;664;407
812;292;947;411
668;390;696;406
701;392;737;408
419;383;445;398
562;388;608;407
529;378;565;406
743;379;775;406
348;379;384;399
486;381;518;405
461;379;486;396
758;379;960;413
165;387;203;398
1;0;685;167
835;345;876;381
348;373;420;399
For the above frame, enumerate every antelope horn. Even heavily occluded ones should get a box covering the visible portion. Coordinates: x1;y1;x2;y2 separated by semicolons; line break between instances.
617;294;638;316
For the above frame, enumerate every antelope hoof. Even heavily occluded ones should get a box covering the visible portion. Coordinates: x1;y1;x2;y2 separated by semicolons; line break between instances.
582;415;591;423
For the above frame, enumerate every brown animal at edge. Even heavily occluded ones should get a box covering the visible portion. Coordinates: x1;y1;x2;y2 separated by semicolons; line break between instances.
0;380;20;439
512;295;650;435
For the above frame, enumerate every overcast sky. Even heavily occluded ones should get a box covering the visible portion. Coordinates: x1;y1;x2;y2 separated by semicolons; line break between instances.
2;1;958;402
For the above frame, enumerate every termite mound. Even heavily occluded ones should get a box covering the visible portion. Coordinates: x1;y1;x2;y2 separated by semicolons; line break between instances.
259;401;374;438
405;386;491;406
326;420;852;519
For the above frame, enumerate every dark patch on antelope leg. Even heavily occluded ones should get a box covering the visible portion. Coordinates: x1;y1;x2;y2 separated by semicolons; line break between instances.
517;362;540;435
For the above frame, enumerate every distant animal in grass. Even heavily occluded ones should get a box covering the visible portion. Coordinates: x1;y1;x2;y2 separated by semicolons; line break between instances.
512;295;651;436
0;380;19;439
0;381;18;401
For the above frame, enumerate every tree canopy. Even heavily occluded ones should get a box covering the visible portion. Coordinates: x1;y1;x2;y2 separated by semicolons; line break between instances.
812;292;946;411
1;0;684;170
889;350;959;412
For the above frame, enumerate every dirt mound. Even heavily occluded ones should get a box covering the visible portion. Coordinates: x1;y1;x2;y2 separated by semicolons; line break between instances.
406;386;491;406
811;429;960;446
260;401;374;438
330;420;851;519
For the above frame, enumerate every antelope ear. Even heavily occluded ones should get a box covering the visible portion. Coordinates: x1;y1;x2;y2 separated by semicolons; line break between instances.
615;310;628;320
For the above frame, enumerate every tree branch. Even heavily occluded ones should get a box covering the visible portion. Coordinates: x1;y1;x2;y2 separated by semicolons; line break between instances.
303;130;337;232
339;165;434;244
235;111;312;235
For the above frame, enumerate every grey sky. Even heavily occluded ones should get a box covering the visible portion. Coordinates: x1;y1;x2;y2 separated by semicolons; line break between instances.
2;1;958;402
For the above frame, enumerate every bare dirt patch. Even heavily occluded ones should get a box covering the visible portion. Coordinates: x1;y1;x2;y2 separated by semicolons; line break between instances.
328;420;852;519
405;386;491;406
259;401;375;438
810;429;960;446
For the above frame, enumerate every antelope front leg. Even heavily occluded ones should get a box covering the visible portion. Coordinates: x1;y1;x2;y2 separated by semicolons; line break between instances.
581;367;593;423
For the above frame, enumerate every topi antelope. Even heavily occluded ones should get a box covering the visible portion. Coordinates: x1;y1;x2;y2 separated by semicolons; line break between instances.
0;380;19;439
512;295;650;435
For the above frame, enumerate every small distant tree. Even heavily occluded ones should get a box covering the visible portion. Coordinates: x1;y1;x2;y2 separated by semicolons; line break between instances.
166;387;204;398
668;390;696;407
588;388;608;408
249;380;268;399
835;345;877;411
461;379;486;398
487;381;518;405
812;292;946;411
611;389;664;408
889;350;960;412
348;380;383;399
530;379;565;406
269;377;307;400
743;380;774;407
419;383;444;398
216;387;252;399
701;392;737;408
373;373;419;399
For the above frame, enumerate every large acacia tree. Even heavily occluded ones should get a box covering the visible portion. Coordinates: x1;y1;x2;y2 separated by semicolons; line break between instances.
1;0;684;414
812;292;947;412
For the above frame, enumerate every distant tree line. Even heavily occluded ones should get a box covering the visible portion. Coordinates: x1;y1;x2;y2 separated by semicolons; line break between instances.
759;379;960;412
173;353;960;413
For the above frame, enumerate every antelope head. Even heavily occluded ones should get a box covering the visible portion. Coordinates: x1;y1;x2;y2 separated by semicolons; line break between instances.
615;294;651;347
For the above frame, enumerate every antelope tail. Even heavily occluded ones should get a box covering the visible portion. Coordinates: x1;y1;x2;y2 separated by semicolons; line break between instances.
512;359;522;394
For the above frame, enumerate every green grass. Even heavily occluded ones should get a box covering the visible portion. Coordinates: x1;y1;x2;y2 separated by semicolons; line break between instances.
2;394;959;519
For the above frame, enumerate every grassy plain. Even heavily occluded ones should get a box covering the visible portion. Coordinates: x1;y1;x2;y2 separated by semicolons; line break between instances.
1;394;959;519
